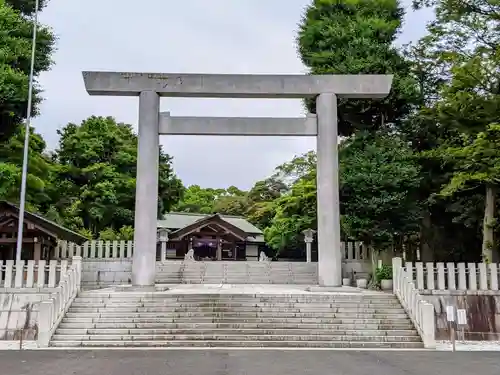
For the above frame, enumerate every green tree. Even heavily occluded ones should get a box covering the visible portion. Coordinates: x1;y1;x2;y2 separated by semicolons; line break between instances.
245;178;286;229
412;0;500;261
212;186;249;216
424;50;500;261
99;225;134;240
50;116;184;236
5;0;48;15
173;185;223;214
432;125;500;262
0;0;55;142
173;185;253;216
262;152;318;250
340;132;422;250
297;0;418;135
264;175;317;251
0;128;53;210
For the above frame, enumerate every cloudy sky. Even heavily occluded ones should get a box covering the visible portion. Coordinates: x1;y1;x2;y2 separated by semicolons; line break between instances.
34;0;433;190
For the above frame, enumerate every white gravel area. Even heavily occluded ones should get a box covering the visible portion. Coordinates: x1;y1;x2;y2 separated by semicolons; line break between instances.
0;341;37;350
436;340;500;351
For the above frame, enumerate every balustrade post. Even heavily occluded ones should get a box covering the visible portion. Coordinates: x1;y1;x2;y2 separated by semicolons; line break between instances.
37;300;53;347
421;302;436;348
392;257;402;294
73;256;82;290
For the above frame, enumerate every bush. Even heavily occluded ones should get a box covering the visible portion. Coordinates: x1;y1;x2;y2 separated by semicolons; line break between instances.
375;264;393;281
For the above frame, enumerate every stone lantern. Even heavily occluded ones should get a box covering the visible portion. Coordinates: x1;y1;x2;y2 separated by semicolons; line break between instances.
157;228;169;243
302;229;316;263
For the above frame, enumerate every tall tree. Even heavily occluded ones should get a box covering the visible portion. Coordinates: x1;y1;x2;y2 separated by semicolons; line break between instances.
297;0;418;135
413;0;500;261
264;175;317;251
50;116;184;236
5;0;48;15
0;0;55;142
430;125;500;262
339;131;422;250
172;185;224;214
0;128;53;211
212;186;249;216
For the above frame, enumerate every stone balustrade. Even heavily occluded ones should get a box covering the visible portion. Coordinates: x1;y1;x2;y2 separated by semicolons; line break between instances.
0;260;70;288
37;257;82;347
393;257;435;348
56;240;134;259
55;239;369;262
405;261;500;291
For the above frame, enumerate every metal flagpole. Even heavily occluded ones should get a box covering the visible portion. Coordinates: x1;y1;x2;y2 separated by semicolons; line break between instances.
15;0;40;262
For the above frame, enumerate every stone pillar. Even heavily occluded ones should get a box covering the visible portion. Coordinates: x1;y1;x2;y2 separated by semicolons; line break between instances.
302;229;316;263
132;91;160;287
306;242;312;263
316;93;342;286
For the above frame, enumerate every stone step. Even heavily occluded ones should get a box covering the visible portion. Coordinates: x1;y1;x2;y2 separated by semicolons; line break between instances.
64;312;410;319
61;317;412;326
49;340;424;348
182;274;317;277
51;291;420;348
55;328;419;336
71;298;402;309
77;291;394;297
75;295;398;302
58;322;416;330
51;334;422;342
67;306;405;314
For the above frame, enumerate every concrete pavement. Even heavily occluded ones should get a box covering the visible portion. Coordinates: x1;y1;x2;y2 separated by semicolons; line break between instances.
1;350;499;375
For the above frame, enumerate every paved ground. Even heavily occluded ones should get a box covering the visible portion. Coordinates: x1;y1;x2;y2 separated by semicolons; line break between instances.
1;350;499;375
100;283;374;295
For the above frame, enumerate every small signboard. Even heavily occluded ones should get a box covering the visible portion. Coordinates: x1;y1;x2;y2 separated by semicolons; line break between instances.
457;309;467;325
446;306;455;322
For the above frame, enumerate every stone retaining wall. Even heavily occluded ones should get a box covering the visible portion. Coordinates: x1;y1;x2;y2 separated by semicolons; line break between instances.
0;290;55;341
80;260;321;288
422;290;500;340
81;259;132;289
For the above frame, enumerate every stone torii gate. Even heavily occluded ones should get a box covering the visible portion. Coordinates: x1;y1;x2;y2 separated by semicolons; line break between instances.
82;72;392;287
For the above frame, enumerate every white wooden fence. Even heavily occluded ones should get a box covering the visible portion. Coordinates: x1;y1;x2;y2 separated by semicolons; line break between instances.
404;261;500;291
55;240;134;259
55;240;369;261
0;260;70;288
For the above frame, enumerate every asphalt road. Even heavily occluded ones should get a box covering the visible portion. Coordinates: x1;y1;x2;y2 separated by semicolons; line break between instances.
0;350;498;375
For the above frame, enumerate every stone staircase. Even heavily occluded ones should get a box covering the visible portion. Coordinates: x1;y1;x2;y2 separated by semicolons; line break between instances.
155;261;318;284
50;291;424;348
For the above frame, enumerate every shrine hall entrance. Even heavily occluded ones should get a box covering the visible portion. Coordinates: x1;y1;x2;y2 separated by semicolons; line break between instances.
166;213;251;261
192;240;216;260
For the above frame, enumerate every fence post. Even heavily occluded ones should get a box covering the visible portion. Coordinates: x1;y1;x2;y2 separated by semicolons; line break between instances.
14;260;25;287
37;300;53;348
468;263;477;291
392;257;402;294
490;263;499;290
478;263;488;290
421;302;436;348
73;256;82;290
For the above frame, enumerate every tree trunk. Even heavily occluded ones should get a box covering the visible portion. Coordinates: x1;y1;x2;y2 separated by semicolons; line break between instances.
420;210;433;262
482;184;496;263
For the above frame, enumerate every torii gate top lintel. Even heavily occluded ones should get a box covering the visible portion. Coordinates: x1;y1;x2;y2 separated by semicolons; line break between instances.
82;71;393;99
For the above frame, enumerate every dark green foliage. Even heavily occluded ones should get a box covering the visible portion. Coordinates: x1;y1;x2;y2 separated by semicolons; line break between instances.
297;0;419;135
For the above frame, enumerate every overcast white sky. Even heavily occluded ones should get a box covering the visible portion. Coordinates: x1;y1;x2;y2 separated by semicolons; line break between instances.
33;0;433;190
